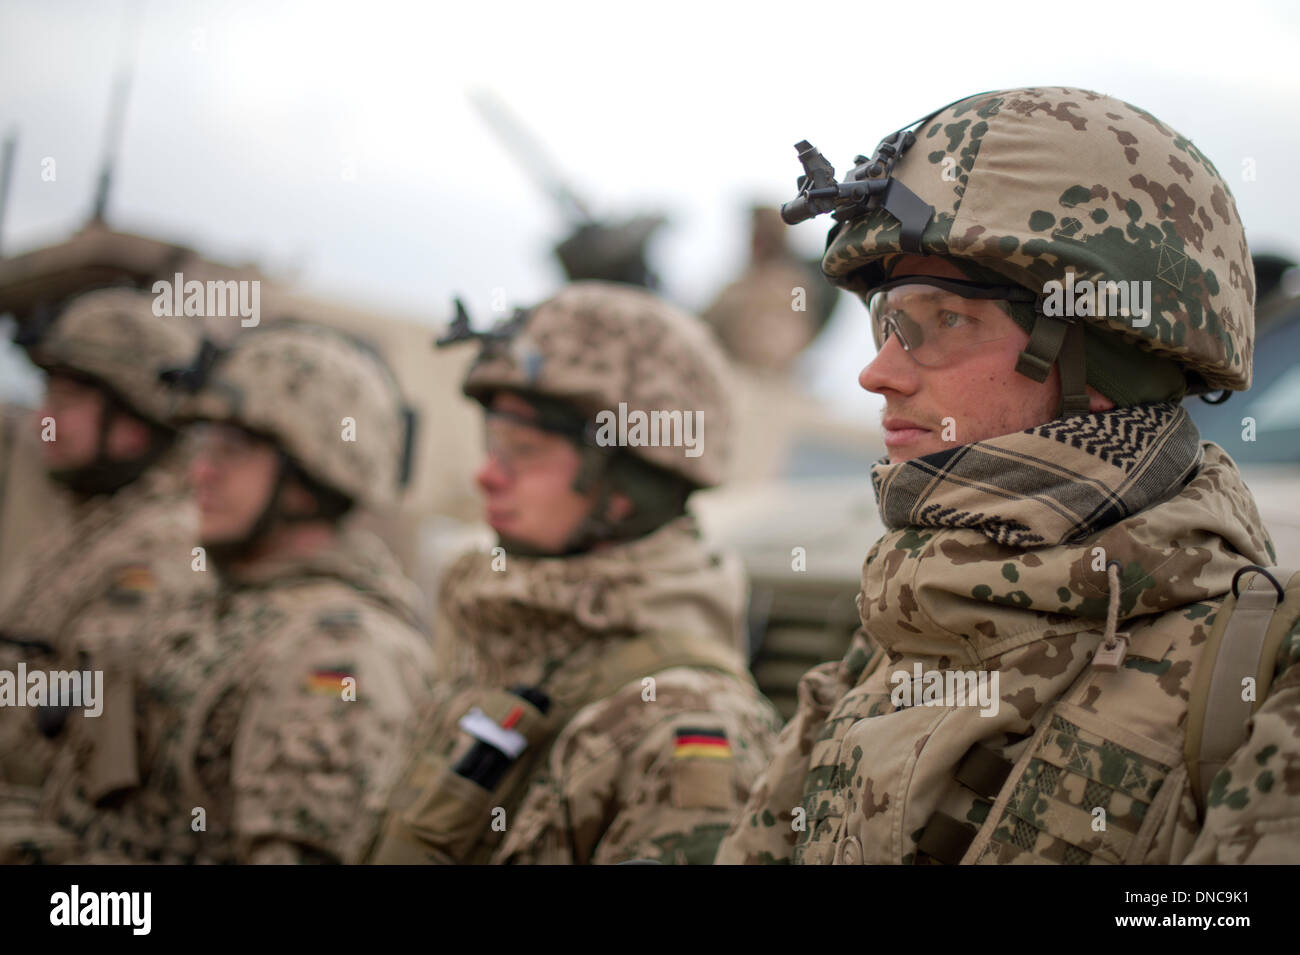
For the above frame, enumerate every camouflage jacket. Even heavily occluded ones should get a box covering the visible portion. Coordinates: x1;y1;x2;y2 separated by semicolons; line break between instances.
0;450;209;862
717;405;1293;865
44;526;433;864
371;517;782;865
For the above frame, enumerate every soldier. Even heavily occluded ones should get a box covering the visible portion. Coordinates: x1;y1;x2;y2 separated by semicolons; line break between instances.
369;281;782;864
44;320;434;863
701;205;832;373
0;288;210;863
716;86;1296;864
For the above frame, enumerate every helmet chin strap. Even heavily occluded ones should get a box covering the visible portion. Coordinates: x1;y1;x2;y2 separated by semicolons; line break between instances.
206;452;344;565
49;397;173;497
497;445;688;558
1013;311;1091;418
496;447;618;558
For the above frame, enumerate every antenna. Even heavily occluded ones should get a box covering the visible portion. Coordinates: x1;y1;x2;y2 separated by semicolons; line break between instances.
0;131;16;258
91;0;144;224
466;88;593;225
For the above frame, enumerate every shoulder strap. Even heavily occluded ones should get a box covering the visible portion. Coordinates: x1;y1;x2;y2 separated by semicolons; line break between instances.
1185;565;1300;815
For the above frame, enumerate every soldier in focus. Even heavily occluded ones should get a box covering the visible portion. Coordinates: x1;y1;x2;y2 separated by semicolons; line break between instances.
45;320;433;863
716;87;1296;865
0;288;209;863
370;282;781;865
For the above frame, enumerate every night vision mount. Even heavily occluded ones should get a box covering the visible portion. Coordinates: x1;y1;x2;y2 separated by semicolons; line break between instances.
779;132;935;253
158;338;222;392
779;94;998;252
435;297;530;352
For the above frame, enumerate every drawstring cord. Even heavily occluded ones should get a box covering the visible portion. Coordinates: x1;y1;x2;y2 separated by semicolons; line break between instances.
1103;560;1122;648
1094;560;1129;670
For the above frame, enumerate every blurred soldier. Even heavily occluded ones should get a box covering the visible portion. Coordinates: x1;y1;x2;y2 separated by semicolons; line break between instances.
0;288;209;863
370;282;781;864
45;320;433;863
701;206;834;373
717;87;1295;864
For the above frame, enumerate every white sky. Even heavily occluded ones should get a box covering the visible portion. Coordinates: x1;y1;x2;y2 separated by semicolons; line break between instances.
3;0;1299;421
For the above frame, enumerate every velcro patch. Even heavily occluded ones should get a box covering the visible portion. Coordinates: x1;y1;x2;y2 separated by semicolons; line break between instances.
304;666;354;696
670;727;735;809
107;564;156;605
673;726;732;760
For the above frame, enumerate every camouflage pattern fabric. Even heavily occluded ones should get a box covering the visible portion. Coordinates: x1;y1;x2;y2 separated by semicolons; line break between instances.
715;404;1284;864
820;87;1253;394
1185;617;1300;862
872;402;1202;547
373;516;782;864
22;288;201;427
0;450;209;863
176;321;410;509
42;526;433;864
461;282;735;488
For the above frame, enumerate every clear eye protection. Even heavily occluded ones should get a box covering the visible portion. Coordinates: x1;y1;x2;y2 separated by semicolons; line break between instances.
188;422;268;464
481;409;587;479
866;276;1038;368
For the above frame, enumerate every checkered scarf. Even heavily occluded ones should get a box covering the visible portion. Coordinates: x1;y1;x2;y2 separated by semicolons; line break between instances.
870;402;1203;548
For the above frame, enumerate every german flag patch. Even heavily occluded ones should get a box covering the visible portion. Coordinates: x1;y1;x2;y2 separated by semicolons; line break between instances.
107;564;156;605
673;727;732;760
304;666;354;696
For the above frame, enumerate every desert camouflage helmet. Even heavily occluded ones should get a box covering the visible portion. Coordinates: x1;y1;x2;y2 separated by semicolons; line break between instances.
783;86;1254;402
175;321;413;509
17;287;200;426
453;281;733;488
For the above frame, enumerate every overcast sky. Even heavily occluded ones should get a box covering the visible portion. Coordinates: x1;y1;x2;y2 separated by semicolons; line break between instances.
3;0;1299;420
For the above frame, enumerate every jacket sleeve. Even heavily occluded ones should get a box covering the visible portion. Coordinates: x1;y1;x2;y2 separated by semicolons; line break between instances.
498;668;781;865
714;628;877;864
1184;618;1300;863
231;607;433;864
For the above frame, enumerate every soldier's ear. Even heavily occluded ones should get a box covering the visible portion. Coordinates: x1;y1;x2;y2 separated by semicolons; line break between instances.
604;492;634;525
278;476;321;519
105;410;153;458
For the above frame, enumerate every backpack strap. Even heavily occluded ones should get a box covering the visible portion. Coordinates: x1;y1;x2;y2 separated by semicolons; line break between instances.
1185;565;1300;816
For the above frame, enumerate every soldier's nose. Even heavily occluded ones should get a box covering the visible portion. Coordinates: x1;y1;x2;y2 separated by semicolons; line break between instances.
860;336;920;397
475;455;510;493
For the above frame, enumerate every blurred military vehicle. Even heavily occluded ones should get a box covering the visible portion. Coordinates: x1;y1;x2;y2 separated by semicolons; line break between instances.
1188;252;1300;568
468;89;667;290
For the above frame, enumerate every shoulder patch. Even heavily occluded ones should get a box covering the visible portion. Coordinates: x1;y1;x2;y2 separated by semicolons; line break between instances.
304;665;355;696
670;726;735;810
673;726;732;760
107;564;156;605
